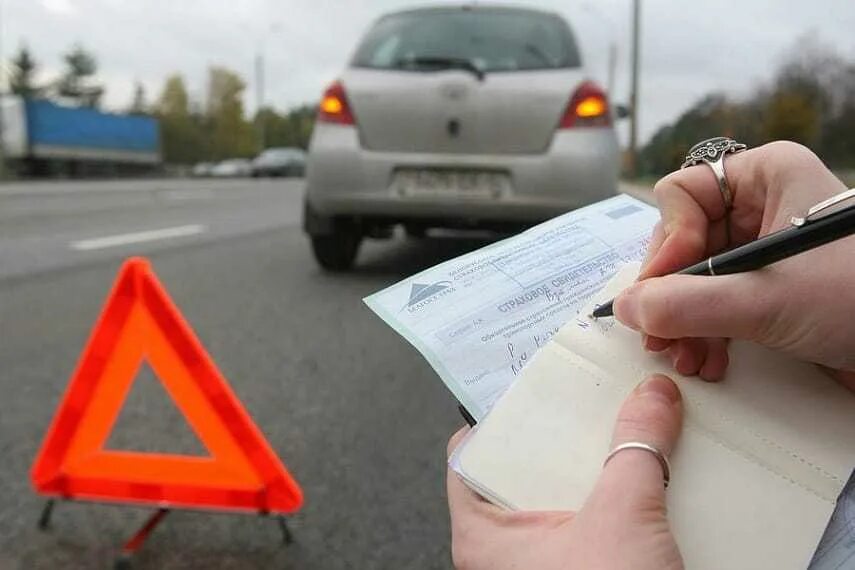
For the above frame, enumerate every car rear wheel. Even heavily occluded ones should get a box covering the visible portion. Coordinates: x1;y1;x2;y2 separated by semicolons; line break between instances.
311;229;362;271
405;224;427;239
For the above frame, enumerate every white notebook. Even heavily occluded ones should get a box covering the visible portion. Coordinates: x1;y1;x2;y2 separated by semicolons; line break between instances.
452;264;855;570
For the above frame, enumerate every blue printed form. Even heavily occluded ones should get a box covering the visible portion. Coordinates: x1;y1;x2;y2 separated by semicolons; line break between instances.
364;194;659;420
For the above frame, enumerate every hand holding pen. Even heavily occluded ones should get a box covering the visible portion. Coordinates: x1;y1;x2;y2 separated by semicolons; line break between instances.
601;142;855;388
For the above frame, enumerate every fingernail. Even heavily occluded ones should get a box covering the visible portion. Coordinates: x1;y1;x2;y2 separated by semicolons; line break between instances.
638;375;681;404
671;350;684;372
645;336;672;353
614;288;640;330
642;333;652;351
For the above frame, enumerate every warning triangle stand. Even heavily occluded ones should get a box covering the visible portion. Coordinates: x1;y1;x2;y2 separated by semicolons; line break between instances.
31;257;303;568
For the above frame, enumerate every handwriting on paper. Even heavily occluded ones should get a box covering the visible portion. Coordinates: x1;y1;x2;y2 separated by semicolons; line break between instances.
364;195;659;420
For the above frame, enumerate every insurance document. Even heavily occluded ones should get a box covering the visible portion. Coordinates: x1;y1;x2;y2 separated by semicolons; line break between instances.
364;194;659;421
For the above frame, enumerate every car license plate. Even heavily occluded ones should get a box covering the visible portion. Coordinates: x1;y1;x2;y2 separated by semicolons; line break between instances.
395;170;508;198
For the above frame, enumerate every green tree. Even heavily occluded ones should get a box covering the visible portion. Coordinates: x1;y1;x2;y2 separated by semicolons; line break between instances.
155;74;206;164
763;92;821;145
819;62;855;168
254;104;316;150
821;101;855;168
286;105;316;149
640;94;757;175
761;60;826;146
10;44;39;97
206;66;255;159
156;67;314;165
158;75;190;116
640;36;855;175
57;44;104;107
254;107;287;149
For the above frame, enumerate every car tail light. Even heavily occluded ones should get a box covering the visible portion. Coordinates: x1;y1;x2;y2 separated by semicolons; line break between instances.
318;80;355;125
559;81;611;128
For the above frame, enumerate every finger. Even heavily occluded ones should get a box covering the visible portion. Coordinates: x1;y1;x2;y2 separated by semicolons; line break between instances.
657;148;759;228
447;426;469;458
706;217;731;256
667;338;709;377
614;272;777;342
826;368;855;394
447;427;500;520
639;149;760;281
638;170;714;280
640;221;667;274
643;334;672;353
662;164;731;222
700;339;730;381
447;462;491;512
588;375;683;513
665;338;729;381
610;375;683;456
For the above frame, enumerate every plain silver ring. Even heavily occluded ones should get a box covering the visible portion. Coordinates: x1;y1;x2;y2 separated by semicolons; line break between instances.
603;441;671;488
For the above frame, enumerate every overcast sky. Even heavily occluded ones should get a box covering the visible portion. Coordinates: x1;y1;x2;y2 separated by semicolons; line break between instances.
4;0;855;144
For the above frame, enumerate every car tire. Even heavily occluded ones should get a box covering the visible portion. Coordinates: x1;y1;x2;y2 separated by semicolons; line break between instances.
311;229;362;271
405;225;428;239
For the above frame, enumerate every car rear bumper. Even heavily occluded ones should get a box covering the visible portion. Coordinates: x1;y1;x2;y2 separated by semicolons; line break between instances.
304;123;620;225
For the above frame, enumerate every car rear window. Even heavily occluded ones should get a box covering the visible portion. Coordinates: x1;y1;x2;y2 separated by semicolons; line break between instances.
351;8;580;73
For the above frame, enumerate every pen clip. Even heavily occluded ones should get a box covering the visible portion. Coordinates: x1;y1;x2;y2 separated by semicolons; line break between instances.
791;188;855;227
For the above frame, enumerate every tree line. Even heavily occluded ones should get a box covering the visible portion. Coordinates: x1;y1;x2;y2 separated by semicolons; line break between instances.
641;37;855;176
7;44;315;165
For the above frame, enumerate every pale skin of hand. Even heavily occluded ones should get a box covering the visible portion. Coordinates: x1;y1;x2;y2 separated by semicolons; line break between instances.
447;375;684;570
613;141;855;389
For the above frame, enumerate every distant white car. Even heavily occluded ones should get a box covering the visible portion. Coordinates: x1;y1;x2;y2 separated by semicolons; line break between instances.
192;162;214;177
303;4;622;271
211;159;253;178
252;148;306;177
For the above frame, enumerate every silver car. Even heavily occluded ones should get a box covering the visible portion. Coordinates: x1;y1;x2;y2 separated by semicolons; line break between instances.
304;4;620;270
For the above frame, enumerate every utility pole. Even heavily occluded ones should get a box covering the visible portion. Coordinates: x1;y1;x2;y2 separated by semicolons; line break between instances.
252;22;280;153
607;41;617;97
628;0;641;178
255;52;265;150
0;0;6;180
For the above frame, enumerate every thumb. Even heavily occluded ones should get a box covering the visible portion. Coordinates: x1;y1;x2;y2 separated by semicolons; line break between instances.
614;272;778;341
585;375;683;517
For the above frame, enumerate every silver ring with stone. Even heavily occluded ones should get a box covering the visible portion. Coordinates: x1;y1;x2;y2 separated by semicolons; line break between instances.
681;137;747;212
603;441;671;488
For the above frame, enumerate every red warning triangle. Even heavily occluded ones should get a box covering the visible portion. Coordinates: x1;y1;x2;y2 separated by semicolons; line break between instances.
30;257;303;514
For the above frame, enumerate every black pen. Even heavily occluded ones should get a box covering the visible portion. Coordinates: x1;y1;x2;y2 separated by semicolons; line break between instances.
592;188;855;319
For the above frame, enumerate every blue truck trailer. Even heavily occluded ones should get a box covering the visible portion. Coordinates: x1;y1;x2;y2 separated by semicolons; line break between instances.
0;96;161;177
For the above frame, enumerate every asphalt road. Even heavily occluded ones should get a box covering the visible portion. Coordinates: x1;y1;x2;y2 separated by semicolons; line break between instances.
0;178;654;570
0;177;528;570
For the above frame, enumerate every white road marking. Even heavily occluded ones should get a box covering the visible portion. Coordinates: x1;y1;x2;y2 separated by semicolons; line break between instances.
70;224;207;251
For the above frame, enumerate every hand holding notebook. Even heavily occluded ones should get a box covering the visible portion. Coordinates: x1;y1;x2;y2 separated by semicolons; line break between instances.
447;371;685;570
451;263;855;570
